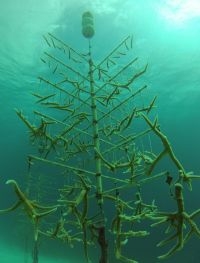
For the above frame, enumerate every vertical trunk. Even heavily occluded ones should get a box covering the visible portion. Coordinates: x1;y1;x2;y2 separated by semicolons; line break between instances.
88;41;108;263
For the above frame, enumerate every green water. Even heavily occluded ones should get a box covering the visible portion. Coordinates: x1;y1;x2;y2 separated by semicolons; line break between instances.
0;0;200;262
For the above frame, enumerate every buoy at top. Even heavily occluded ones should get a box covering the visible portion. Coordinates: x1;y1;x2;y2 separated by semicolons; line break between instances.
82;11;95;39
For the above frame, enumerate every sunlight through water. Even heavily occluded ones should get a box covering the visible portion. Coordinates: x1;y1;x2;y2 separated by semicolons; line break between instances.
158;0;200;25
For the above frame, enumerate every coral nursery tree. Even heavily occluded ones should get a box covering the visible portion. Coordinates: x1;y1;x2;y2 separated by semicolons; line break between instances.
2;11;200;263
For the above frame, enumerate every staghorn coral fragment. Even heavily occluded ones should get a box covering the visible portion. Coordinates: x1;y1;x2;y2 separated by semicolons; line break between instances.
150;183;200;259
5;179;58;241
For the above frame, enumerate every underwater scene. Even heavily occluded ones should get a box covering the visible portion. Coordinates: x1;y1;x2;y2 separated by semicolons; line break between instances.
0;0;200;262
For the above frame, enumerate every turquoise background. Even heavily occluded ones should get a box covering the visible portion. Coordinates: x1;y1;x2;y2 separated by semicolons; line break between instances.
0;0;200;262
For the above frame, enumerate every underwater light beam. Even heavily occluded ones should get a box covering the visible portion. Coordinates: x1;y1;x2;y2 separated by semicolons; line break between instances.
159;0;200;25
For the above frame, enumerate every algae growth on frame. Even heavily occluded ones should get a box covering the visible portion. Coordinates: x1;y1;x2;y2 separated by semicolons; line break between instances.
1;11;200;263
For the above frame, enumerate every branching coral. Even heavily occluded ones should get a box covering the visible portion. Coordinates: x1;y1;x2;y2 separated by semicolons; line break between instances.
149;183;200;259
2;12;200;263
1;180;57;241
